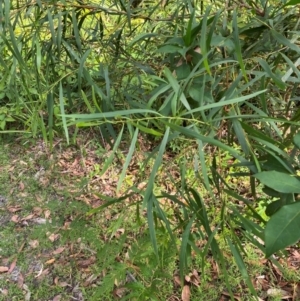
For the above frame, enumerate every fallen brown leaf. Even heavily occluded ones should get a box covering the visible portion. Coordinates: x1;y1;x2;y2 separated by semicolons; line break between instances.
292;249;300;258
8;165;15;172
221;291;241;301
58;281;70;288
190;269;200;287
28;240;39;249
8;258;17;273
45;258;56;265
17;273;24;288
83;274;98;286
114;228;125;239
52;247;65;255
113;287;127;299
77;256;96;268
17;241;26;253
35;194;43;202
33;207;43;215
19;181;25;191
293;283;300;300
21;214;35;221
11;215;20;223
47;233;60;242
173;275;181;287
52;295;62;301
0;266;8;273
184;275;191;282
44;209;51;219
0;288;8;296
181;285;191;301
7;206;22;213
35;268;49;279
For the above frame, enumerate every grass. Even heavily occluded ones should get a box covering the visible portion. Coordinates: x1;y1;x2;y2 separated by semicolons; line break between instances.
0;133;299;301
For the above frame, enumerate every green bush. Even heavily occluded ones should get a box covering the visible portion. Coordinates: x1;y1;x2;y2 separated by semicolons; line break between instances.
2;0;300;298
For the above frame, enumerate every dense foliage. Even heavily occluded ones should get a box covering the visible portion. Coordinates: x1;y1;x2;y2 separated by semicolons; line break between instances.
1;0;300;298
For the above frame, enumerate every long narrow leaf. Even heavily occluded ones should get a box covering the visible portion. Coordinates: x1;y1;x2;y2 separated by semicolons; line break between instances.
147;193;158;261
200;7;211;75
232;11;247;81
181;90;267;116
59;82;69;144
143;128;170;259
179;216;195;282
66;109;161;120
99;126;124;177
117;128;139;193
228;239;258;298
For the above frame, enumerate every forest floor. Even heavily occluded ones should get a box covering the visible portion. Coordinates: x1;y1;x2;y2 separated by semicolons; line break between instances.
0;134;299;301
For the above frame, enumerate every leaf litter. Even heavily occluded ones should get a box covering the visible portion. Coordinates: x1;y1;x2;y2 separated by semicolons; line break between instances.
0;135;299;300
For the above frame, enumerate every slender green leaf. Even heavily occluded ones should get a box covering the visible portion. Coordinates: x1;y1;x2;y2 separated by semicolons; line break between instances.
87;192;136;215
62;39;80;63
143;128;170;258
129;33;157;46
72;9;82;52
66;109;161;121
179;216;195;282
143;127;170;203
99;127;124;179
117;128;138;193
200;7;211;75
164;67;191;111
271;29;300;54
129;121;163;136
181;90;267;116
47;10;56;45
232;11;247;81
196;139;214;196
47;92;54;148
183;9;195;46
78;49;92;91
258;58;286;89
228;239;258;298
230;109;250;157
154;200;176;247
57;11;62;55
147;193;158;261
35;39;41;73
190;15;215;38
156;45;183;54
281;55;300;82
81;90;94;113
59;82;69;144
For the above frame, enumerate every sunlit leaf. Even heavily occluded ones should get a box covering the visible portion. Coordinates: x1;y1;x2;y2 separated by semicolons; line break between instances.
283;0;300;7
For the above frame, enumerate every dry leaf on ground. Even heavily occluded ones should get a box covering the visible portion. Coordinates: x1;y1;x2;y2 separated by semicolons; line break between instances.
0;266;8;273
10;215;19;223
52;247;65;255
181;285;190;301
28;240;39;249
7;206;22;213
